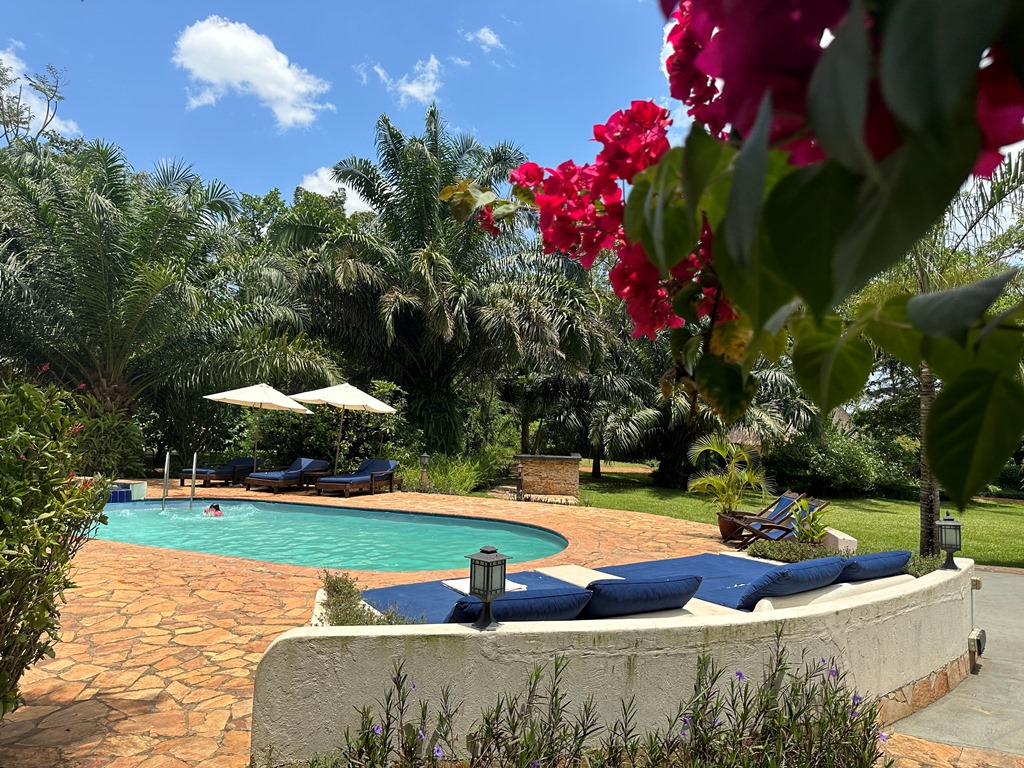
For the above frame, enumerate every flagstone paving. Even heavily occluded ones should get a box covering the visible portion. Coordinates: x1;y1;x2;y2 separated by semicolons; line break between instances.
0;485;1019;767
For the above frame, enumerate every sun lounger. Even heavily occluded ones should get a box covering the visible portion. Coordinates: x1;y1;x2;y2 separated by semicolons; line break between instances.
314;459;400;497
179;456;260;487
243;457;329;493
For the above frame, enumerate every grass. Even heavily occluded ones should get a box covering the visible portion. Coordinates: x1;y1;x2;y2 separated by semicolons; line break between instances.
579;472;1024;568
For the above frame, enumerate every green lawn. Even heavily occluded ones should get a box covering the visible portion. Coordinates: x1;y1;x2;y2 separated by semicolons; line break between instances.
579;472;1024;568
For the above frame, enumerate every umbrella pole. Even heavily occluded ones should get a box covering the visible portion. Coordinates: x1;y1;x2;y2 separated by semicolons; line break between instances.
334;408;346;475
253;409;261;478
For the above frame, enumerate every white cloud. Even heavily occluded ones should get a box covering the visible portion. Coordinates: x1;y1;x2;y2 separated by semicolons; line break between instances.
464;26;504;53
448;56;471;67
0;44;80;138
299;167;373;215
172;16;333;129
353;63;369;85
374;55;443;106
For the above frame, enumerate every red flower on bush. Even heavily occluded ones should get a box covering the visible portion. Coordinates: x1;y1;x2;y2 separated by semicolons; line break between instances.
478;206;501;238
975;47;1024;177
593;100;672;183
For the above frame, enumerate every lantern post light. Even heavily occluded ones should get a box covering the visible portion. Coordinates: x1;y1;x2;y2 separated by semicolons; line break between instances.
419;453;430;488
515;462;524;501
466;545;509;631
936;511;963;570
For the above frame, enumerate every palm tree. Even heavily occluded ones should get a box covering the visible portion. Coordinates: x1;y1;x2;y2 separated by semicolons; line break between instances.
0;139;336;428
292;106;603;452
856;152;1024;555
687;434;772;515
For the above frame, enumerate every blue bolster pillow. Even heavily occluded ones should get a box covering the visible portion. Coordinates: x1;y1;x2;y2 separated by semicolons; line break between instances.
834;550;912;583
580;575;703;619
445;587;592;623
736;557;847;610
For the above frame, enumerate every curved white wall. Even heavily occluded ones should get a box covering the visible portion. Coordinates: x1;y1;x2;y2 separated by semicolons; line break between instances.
252;561;973;766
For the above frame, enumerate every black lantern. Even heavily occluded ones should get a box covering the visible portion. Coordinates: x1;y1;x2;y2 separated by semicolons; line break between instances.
466;545;509;630
936;511;963;570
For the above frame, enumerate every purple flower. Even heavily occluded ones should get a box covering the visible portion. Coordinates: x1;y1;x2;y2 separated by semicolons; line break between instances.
713;717;721;727
735;670;746;681
411;682;416;690
820;657;827;666
850;709;859;718
417;729;425;741
829;667;838;679
682;716;691;727
532;761;540;768
853;694;863;705
878;730;888;743
373;723;382;735
434;745;444;758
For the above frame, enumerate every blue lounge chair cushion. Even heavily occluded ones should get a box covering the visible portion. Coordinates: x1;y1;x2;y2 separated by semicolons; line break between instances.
834;551;912;583
580;575;703;619
319;459;398;485
249;457;328;482
735;557;848;610
445;587;593;624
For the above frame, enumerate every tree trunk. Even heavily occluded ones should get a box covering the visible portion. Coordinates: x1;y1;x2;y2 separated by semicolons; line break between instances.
592;449;602;479
918;362;941;556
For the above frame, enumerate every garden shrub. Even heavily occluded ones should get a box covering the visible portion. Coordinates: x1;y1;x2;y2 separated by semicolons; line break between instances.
291;641;893;768
320;571;415;626
764;429;881;498
0;381;108;719
69;394;146;478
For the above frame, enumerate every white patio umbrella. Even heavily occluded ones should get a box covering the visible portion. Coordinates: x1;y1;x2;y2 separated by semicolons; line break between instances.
290;383;397;474
204;383;312;476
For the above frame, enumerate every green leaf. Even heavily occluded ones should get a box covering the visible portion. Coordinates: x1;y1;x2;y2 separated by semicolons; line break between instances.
880;0;1011;130
713;229;796;331
491;202;518;220
723;96;772;265
791;321;874;413
623;148;695;275
742;326;789;375
765;163;860;318
831;117;980;304
807;0;877;177
683;125;735;231
694;354;759;424
906;270;1018;339
511;185;537;207
862;294;923;367
926;370;1024;509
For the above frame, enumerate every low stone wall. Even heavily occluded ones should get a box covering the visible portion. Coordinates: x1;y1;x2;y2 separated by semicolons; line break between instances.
252;561;975;765
514;453;581;497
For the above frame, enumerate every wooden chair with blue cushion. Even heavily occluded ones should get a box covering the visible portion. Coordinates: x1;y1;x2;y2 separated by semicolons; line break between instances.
243;457;329;493
731;496;831;549
717;490;806;542
180;456;260;487
315;459;401;498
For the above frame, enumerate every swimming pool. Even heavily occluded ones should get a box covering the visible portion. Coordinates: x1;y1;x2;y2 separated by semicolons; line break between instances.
97;499;567;571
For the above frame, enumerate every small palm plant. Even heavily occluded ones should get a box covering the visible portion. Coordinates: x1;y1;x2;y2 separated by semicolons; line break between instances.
687;433;772;515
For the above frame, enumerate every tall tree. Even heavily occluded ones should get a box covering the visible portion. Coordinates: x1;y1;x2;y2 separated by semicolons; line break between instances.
291;107;603;452
857;153;1024;555
0;139;336;418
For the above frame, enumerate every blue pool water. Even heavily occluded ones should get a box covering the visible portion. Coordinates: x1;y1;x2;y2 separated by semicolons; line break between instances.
97;499;567;571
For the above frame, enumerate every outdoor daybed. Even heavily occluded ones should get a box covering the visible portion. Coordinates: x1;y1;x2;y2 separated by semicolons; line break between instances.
314;459;401;497
359;550;915;623
179;456;260;487
243;457;329;492
253;551;976;765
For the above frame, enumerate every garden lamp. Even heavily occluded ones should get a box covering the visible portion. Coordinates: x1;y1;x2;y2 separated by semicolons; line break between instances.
936;511;963;570
419;453;430;487
466;545;509;631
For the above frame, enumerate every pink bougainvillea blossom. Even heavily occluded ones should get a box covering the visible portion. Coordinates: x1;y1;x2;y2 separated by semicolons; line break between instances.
593;100;672;183
974;47;1024;177
477;206;501;238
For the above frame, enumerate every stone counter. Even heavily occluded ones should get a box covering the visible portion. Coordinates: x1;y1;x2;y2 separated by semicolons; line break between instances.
514;453;581;497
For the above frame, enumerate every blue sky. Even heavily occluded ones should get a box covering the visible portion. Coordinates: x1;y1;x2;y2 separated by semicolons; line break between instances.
2;1;680;212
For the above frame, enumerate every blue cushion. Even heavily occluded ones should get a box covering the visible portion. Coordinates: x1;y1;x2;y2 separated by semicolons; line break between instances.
834;551;912;583
445;587;593;623
581;575;702;619
735;557;848;610
320;474;373;485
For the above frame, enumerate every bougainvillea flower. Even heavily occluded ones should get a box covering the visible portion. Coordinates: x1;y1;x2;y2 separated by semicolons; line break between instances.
975;48;1024;177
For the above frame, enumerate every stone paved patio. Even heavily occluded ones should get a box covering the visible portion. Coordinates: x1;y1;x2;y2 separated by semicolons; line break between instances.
0;485;1019;767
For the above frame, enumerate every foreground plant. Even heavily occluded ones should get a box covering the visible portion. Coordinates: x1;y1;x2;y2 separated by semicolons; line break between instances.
444;1;1024;535
0;380;108;719
291;641;893;767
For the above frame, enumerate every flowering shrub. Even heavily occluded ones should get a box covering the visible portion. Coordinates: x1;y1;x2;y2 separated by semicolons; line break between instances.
0;380;108;718
292;645;893;767
443;0;1024;511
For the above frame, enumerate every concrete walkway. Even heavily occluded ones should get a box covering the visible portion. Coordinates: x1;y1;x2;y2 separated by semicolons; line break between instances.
887;569;1024;767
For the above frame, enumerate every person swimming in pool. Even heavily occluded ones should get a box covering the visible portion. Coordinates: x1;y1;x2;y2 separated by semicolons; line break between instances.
204;503;223;517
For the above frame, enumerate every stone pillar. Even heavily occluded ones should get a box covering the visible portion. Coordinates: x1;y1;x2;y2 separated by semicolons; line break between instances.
513;454;581;497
